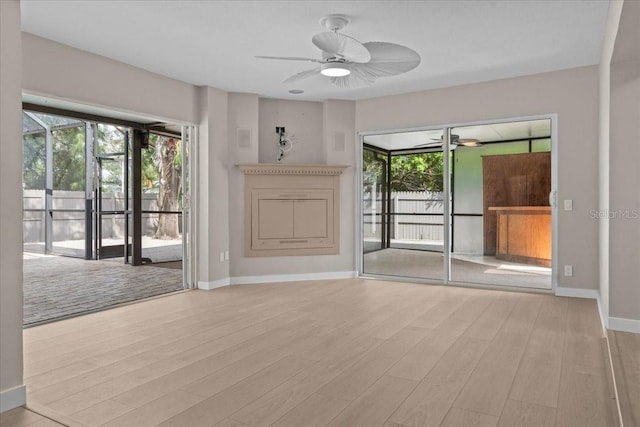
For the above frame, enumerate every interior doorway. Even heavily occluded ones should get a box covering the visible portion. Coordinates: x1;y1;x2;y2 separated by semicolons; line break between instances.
22;105;195;325
360;118;554;290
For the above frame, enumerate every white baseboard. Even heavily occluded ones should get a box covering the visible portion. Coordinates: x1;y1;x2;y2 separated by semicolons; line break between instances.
555;287;599;299
197;278;230;290
231;271;357;285
197;271;357;290
608;316;640;334
0;385;26;413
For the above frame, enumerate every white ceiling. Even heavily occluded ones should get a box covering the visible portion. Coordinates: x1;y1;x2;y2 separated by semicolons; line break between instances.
364;119;551;151
20;1;609;102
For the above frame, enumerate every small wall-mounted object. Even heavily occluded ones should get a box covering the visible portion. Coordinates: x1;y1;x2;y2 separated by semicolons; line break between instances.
239;163;348;257
275;126;293;162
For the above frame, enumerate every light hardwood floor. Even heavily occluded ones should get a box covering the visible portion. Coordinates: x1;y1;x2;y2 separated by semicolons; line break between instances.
608;330;640;427
8;279;620;427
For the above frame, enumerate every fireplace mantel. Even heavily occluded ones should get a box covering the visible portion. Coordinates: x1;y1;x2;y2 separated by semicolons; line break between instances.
239;164;348;257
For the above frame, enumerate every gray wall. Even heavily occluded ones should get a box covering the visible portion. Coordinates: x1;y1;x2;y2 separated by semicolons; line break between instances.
0;0;25;411
22;33;197;125
609;0;640;325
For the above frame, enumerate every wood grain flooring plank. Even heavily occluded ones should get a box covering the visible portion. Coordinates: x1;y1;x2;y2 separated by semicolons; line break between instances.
497;399;555;427
213;419;251;427
555;363;616;427
102;390;203;427
228;334;381;427
453;330;531;417
508;329;564;408
565;297;602;338
462;294;517;341
440;408;498;427
158;355;313;427
0;407;58;427
269;393;351;427
387;313;475;381
70;399;134;426
327;375;418;427
385;336;489;427
316;327;429;401
608;330;640;427
109;324;309;408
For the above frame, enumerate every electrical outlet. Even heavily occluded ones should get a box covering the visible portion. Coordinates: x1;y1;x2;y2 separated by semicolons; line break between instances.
219;252;225;262
224;251;229;261
564;199;573;211
564;265;573;277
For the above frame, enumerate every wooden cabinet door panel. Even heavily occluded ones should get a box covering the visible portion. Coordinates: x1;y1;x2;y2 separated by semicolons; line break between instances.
258;199;294;239
294;200;328;238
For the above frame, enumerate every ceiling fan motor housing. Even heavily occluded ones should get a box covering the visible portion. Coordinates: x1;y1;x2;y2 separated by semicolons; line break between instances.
320;14;350;32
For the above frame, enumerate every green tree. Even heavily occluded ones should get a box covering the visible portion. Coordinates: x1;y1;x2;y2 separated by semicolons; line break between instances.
144;134;182;239
22;133;46;190
390;153;443;191
363;150;444;192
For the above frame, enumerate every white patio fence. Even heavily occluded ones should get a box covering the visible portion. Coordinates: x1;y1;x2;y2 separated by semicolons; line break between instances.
363;190;444;243
22;190;178;244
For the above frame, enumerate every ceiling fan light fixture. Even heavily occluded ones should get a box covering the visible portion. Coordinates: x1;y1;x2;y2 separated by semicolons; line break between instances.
460;139;482;147
320;62;351;77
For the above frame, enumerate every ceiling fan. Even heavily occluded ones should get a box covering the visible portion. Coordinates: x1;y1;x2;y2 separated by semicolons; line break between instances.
414;134;483;149
256;14;421;89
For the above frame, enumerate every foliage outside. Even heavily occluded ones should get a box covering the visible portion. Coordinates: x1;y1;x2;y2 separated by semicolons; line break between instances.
364;149;444;192
22;114;182;240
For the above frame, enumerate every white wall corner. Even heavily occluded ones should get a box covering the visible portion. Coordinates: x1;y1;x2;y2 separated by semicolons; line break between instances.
231;271;357;285
608;317;640;334
197;278;231;290
0;385;26;413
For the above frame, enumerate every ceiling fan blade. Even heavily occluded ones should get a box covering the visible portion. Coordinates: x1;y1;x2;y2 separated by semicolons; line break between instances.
414;142;443;148
351;42;421;78
430;134;461;142
312;32;371;63
330;66;375;88
282;67;320;84
414;142;458;150
256;55;320;63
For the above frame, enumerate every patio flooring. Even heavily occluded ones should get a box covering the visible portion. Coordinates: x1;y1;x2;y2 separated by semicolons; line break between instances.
23;253;184;326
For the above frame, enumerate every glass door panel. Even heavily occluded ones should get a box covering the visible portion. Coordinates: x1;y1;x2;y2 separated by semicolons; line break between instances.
141;134;184;264
95;124;129;259
22;122;47;254
49;120;86;257
448;121;552;289
362;147;386;255
362;129;444;280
